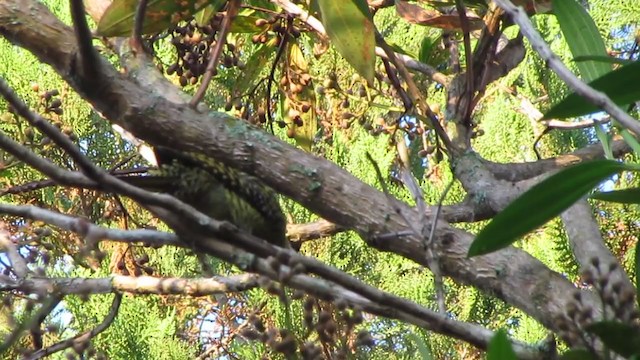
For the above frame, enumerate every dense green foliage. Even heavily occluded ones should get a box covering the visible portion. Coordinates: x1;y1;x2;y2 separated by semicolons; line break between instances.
1;0;639;359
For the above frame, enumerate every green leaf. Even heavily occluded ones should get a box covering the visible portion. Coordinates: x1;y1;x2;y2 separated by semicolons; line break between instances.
229;15;263;33
594;123;613;160
418;36;433;64
285;42;317;151
553;0;610;82
194;1;224;27
560;349;599;360
407;332;433;360
620;129;640;156
469;160;636;257
316;0;375;83
590;187;640;204
486;329;517;360
97;0;212;37
574;55;634;66
587;321;640;357
388;42;416;59
543;61;640;119
232;45;273;95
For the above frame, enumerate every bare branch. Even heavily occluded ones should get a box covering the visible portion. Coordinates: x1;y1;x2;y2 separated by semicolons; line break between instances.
249;249;542;359
483;136;631;182
0;203;180;248
131;0;149;52
1;274;259;296
26;294;122;360
495;0;640;134
0;0;604;340
286;219;344;242
69;0;100;77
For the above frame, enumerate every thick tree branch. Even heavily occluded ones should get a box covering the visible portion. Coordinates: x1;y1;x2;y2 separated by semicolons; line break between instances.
483;137;631;182
560;200;635;294
0;0;601;340
1;274;260;296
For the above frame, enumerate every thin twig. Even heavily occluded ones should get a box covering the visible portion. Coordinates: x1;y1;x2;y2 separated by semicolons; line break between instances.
27;294;122;360
131;0;149;53
454;0;475;125
69;0;99;77
396;140;448;313
375;31;454;152
0;203;179;247
265;20;290;132
0;296;61;354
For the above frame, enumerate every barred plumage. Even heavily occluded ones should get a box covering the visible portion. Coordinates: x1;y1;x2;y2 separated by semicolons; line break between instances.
151;147;289;248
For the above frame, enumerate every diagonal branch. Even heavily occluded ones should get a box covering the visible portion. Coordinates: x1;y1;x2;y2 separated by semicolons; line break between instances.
495;0;640;135
0;0;602;340
26;294;122;360
561;200;634;294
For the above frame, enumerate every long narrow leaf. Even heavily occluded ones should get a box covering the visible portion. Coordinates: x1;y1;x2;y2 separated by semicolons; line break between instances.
620;129;640;156
574;55;634;66
486;329;517;360
543;61;640;119
469;160;636;257
590;188;640;204
553;0;610;82
316;0;375;83
97;0;211;36
594;123;613;159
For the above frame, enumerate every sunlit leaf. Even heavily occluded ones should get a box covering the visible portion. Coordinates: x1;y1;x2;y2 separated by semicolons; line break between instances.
388;42;416;59
620;129;640;156
553;0;610;82
316;0;375;83
543;61;640;119
418;36;433;64
469;160;637;257
590;187;640;204
486;329;517;360
97;0;213;37
283;42;317;151
587;321;640;357
593;123;613;159
194;1;224;27
407;332;433;360
232;45;273;96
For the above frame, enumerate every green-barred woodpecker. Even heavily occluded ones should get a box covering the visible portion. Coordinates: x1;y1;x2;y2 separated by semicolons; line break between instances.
135;146;290;249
